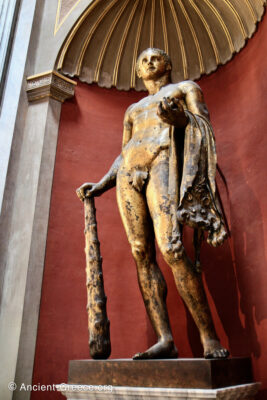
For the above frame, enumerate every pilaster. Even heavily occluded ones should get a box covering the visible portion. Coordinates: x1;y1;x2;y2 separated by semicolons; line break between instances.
0;69;76;400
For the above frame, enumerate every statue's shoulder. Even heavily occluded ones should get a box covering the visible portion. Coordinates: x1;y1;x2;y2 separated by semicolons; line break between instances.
175;80;202;94
163;81;202;99
124;102;137;119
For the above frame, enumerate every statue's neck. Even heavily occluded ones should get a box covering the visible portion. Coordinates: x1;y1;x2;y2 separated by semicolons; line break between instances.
143;74;171;95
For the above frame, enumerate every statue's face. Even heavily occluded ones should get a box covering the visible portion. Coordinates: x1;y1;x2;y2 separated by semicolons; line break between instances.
138;49;170;80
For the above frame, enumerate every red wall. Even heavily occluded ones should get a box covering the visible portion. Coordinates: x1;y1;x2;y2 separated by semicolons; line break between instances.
32;14;267;399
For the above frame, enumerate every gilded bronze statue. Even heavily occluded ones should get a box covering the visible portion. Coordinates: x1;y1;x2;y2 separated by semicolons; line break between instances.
77;48;229;360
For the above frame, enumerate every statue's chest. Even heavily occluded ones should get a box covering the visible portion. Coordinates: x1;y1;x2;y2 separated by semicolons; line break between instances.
131;88;185;120
131;101;158;121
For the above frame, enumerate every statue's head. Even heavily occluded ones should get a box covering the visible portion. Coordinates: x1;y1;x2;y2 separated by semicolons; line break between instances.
136;48;172;81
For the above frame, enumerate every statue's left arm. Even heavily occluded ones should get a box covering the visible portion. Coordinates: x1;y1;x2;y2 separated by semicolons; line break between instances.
158;81;228;248
157;81;209;128
182;81;209;120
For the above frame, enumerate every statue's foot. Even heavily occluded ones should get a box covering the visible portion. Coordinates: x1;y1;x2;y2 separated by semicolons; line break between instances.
203;338;229;359
133;340;178;360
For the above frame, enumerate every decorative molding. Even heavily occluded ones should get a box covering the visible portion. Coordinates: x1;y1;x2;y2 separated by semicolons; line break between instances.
26;70;77;102
56;382;261;400
54;0;83;35
56;0;266;91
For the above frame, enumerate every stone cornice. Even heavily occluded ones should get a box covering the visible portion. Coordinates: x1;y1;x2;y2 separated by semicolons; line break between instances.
26;70;77;102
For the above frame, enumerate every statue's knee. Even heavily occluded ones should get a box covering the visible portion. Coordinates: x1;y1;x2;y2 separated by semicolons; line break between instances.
131;240;147;261
161;242;184;265
161;245;174;265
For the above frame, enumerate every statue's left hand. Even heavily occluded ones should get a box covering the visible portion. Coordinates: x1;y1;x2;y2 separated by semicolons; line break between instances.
157;97;188;129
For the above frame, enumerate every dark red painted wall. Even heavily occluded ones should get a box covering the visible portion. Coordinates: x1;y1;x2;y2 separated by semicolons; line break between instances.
32;14;267;399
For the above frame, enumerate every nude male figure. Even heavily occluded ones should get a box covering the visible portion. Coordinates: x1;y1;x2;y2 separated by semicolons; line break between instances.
77;48;229;359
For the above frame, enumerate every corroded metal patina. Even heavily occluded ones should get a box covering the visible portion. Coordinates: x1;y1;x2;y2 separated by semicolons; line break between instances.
77;48;229;360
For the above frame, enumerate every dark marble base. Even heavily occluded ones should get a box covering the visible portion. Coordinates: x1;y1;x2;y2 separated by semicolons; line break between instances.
68;357;253;389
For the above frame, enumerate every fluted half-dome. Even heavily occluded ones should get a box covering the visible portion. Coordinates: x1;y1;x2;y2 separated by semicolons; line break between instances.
57;0;266;90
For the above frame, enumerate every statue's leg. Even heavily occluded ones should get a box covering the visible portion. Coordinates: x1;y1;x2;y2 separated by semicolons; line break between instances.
116;168;178;359
147;159;229;359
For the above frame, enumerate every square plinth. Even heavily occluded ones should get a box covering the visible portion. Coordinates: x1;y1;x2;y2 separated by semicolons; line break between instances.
68;358;252;389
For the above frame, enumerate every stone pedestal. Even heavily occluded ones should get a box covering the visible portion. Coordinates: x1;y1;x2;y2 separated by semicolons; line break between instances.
57;382;260;399
57;358;260;400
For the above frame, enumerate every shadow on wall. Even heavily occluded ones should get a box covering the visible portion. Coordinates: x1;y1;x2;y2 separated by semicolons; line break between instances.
228;171;266;356
185;165;266;359
184;229;252;358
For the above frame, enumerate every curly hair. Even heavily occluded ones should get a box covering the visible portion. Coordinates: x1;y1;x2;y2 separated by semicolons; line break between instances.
136;48;172;77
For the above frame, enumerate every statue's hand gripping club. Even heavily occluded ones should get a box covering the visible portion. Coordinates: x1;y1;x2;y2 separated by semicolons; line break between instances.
76;182;105;201
157;97;188;129
76;154;122;202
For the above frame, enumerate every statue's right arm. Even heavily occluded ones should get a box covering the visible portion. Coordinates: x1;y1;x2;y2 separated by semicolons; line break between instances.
76;106;133;202
76;154;122;201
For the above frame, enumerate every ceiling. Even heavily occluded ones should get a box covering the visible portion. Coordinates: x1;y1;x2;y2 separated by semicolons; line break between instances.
57;0;266;90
